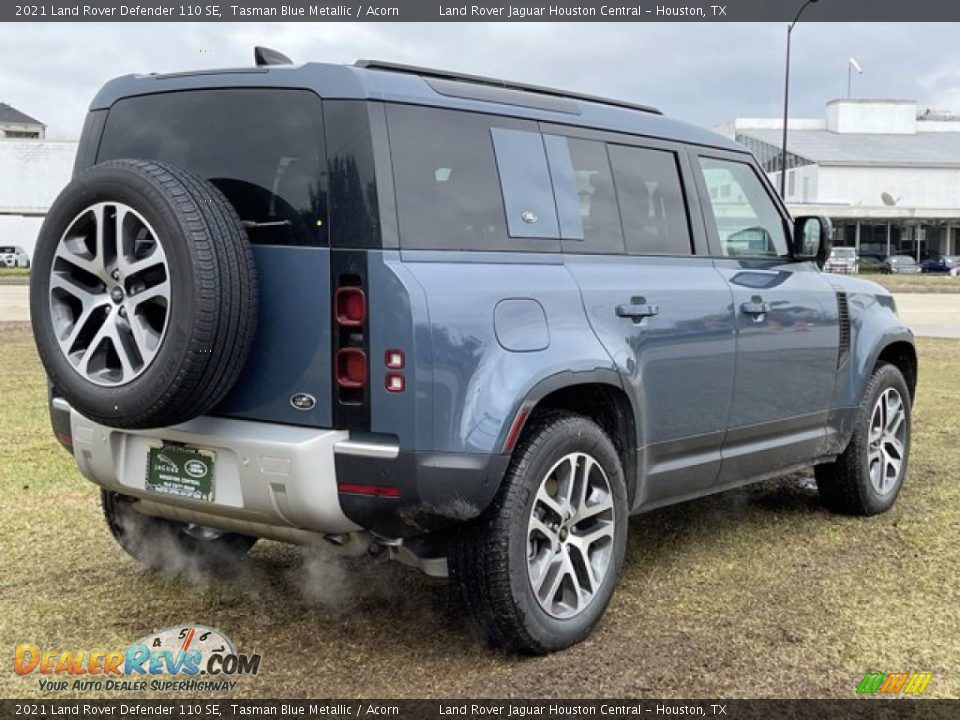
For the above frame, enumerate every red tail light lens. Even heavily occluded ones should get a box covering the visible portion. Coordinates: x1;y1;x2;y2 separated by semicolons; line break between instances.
335;287;366;326
336;348;367;388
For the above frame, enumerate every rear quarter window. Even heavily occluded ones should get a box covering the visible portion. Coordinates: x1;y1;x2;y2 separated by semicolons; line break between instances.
97;89;327;247
386;104;559;253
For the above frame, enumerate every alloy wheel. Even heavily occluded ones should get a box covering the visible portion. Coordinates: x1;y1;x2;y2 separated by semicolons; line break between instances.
867;387;907;495
526;452;616;619
48;202;170;386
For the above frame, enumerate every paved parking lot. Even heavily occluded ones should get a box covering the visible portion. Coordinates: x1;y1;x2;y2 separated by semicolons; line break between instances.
894;293;960;339
0;286;29;323
2;284;957;337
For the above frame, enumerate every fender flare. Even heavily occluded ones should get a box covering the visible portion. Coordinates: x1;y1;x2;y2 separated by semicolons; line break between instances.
496;367;642;503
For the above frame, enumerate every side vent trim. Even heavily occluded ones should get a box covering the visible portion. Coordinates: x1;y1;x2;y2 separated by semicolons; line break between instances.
836;291;851;368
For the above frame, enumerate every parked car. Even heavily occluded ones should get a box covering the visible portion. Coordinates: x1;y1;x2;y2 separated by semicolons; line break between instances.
919;254;960;273
0;245;30;268
31;53;917;655
857;256;884;273
881;255;922;274
824;246;858;274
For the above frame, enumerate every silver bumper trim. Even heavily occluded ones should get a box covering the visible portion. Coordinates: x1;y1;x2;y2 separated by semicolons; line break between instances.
64;405;363;536
333;439;400;459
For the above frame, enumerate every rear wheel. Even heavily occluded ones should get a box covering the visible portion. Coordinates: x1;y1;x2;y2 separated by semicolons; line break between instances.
102;491;256;572
450;411;628;654
815;363;911;515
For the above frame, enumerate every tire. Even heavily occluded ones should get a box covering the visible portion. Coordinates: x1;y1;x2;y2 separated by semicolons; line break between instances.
449;411;628;654
102;491;256;572
30;159;257;429
815;363;912;515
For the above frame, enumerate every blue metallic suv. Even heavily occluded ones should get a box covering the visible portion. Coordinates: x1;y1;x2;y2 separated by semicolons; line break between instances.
32;53;917;654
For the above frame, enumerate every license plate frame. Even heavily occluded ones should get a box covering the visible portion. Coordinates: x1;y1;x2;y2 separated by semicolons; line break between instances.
145;443;216;502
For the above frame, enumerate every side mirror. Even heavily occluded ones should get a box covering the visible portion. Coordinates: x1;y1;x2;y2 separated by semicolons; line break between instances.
793;215;832;268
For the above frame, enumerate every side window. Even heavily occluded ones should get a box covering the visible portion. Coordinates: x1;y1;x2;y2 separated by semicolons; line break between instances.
325;101;380;249
490;128;559;239
387;105;556;252
697;157;789;258
608;145;692;255
544;135;625;254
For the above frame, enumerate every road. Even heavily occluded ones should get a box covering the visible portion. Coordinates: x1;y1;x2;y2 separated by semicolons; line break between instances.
0;285;29;323
1;284;958;338
893;293;960;339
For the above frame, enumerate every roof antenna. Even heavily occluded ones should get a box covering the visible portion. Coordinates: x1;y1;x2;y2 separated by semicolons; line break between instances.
254;46;293;67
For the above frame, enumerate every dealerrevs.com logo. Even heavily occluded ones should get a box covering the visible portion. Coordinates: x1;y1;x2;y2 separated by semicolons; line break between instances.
14;625;261;693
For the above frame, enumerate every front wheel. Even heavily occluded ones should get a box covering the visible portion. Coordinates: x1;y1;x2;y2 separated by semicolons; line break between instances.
449;411;628;654
815;363;912;515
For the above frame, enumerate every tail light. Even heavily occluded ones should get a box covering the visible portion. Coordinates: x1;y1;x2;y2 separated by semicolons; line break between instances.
335;287;366;326
334;274;367;408
385;372;405;393
336;348;367;388
384;349;405;369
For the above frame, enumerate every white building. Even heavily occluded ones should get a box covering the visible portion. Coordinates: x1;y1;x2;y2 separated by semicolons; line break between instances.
716;99;960;260
0;103;45;139
0;128;76;258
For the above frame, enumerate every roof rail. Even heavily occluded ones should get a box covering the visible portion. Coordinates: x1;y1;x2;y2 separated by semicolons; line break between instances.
355;59;663;116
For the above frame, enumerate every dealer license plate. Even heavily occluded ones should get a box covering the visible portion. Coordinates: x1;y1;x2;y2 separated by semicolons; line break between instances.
145;444;216;502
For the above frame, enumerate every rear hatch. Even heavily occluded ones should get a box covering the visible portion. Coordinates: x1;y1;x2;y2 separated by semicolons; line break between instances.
94;87;335;428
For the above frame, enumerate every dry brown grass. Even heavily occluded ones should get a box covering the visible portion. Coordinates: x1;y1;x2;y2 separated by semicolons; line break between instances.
1;323;957;699
866;273;960;293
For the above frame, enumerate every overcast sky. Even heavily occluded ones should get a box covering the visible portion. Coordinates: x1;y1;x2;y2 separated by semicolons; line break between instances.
3;22;960;139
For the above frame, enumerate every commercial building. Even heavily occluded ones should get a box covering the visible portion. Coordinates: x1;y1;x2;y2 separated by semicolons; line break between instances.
717;99;960;260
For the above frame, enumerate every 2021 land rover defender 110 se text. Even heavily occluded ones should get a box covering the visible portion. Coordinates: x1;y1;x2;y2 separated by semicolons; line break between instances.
32;52;917;654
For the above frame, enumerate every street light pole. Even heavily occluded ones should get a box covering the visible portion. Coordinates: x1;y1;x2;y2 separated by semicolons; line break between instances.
779;0;819;198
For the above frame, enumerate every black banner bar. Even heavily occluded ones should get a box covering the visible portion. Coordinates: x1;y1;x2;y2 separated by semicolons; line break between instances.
2;700;959;720
7;0;960;23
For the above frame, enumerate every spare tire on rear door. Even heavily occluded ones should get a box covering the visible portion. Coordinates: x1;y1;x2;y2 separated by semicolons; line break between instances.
30;159;257;429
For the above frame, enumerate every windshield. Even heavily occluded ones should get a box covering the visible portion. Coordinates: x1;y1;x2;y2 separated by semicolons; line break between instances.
0;247;15;253
831;248;856;259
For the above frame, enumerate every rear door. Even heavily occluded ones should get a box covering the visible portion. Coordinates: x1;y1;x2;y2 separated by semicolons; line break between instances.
97;88;335;428
543;127;737;508
692;152;839;481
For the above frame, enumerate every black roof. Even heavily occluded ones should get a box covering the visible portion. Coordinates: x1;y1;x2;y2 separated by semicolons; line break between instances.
0;103;43;126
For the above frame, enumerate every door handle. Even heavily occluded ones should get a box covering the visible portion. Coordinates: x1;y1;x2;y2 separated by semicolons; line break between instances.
616;298;660;320
740;298;771;316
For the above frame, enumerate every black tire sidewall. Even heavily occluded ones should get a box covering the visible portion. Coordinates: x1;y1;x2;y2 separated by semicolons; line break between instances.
31;164;202;424
505;419;628;651
853;364;912;513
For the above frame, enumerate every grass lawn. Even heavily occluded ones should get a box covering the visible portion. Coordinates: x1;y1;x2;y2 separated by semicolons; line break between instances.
0;268;30;285
1;322;958;699
863;272;960;293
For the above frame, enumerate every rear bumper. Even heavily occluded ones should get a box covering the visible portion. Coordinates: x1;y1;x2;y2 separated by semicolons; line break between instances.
56;398;362;537
51;399;506;540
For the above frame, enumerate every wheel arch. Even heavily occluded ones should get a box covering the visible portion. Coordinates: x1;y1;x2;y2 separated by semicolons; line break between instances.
503;370;640;505
875;340;918;403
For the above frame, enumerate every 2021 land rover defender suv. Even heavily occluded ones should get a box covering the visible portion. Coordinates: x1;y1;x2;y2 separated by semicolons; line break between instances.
33;53;917;654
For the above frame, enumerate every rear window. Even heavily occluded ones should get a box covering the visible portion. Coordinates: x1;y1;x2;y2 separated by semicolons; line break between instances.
97;89;327;246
